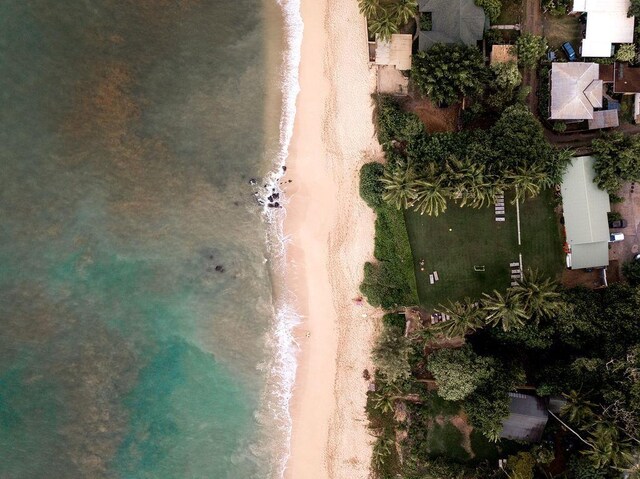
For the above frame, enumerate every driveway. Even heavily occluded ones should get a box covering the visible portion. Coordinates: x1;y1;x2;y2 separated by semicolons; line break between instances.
608;183;640;274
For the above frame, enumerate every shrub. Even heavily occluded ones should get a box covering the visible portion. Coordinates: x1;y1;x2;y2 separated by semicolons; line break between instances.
427;346;496;401
623;260;640;286
552;120;566;133
475;0;502;22
372;327;414;383
420;11;432;31
360;162;385;208
616;43;636;63
514;33;548;68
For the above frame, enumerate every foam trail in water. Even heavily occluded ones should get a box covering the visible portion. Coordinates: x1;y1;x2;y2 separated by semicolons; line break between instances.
258;0;304;477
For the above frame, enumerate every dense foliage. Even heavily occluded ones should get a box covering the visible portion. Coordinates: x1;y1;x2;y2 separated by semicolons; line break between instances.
629;0;640;18
412;43;488;105
514;33;548;68
615;44;636;63
591;132;640;193
359;0;417;41
359;163;419;309
375;97;569;215
474;0;502;22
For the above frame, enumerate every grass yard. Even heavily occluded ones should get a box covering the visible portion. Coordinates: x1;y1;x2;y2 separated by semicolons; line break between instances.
405;189;564;310
496;0;522;25
543;13;582;53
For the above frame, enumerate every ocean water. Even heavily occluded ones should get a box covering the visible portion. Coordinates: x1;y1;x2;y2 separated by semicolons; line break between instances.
0;1;301;478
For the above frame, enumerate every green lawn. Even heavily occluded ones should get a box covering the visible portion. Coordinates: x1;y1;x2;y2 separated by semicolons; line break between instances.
405;189;563;309
496;0;522;25
543;13;582;53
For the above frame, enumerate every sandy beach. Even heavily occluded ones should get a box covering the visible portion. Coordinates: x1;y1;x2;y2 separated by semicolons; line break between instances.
283;0;382;477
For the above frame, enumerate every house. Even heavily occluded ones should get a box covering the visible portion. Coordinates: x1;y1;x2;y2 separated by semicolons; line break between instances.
374;34;413;71
500;393;549;442
418;0;486;51
490;44;517;65
570;0;635;58
561;156;611;270
550;62;603;120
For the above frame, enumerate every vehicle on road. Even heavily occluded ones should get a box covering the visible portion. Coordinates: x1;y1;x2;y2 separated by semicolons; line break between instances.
609;232;625;242
562;42;578;61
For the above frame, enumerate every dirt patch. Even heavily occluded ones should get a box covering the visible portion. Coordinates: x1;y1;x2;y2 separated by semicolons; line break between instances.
561;268;602;289
450;414;475;458
404;96;459;133
543;13;582;52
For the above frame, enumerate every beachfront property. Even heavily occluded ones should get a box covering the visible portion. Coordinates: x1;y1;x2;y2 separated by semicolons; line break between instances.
561;156;611;270
417;0;486;51
569;0;634;58
373;34;413;71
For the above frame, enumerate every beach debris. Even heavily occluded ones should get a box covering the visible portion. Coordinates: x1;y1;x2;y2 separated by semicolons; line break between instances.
249;178;257;186
362;369;370;381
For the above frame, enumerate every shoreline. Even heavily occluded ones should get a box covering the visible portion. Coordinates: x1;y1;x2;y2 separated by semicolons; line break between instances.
282;0;381;477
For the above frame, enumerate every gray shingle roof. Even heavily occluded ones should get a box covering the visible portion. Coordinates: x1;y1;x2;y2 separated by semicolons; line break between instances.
418;0;486;50
500;393;549;442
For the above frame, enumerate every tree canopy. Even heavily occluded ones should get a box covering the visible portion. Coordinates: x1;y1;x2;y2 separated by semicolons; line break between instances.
411;43;488;105
591;132;640;193
514;33;548;68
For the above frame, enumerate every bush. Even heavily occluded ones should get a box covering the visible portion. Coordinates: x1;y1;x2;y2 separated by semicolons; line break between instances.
623;260;640;286
360;162;385;208
427;346;496;401
514;33;548;68
375;96;425;151
373;327;414;383
420;11;432;31
616;43;636;63
592;132;640;193
475;0;502;22
552;120;566;133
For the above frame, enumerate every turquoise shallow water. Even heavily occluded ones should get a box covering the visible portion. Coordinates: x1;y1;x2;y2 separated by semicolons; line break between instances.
0;1;285;477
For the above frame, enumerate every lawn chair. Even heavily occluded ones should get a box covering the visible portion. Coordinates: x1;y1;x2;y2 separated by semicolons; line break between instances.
473;265;486;272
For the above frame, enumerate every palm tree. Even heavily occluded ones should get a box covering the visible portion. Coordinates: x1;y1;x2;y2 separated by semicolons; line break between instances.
482;289;529;331
508;164;548;203
391;0;417;26
512;268;564;319
358;0;380;18
380;163;417;210
368;10;399;42
583;424;633;469
412;179;447;216
446;156;493;208
434;298;484;338
560;390;597;426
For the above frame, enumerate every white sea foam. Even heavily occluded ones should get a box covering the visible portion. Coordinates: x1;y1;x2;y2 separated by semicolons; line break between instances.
257;0;304;477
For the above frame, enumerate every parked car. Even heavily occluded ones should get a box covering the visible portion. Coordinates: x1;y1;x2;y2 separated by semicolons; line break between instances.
609;219;628;228
609;232;625;242
562;42;578;61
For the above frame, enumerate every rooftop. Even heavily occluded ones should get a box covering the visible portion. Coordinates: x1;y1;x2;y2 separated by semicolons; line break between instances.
571;0;634;58
418;0;486;51
374;34;413;71
561;156;611;269
550;62;602;120
500;393;549;442
588;109;619;129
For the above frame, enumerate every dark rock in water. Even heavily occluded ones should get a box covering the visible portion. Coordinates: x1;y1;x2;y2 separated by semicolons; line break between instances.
233;201;240;206
288;179;292;183
264;184;268;188
282;166;287;172
267;203;275;208
215;265;224;272
267;195;273;202
209;255;214;260
274;202;280;208
272;192;280;199
249;178;257;185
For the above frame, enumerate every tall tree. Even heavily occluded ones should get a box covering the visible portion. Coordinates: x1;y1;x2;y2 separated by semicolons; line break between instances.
392;0;418;25
482;289;529;331
412;179;448;216
380;163;418;209
435;298;484;338
412;43;487;105
513;33;548;68
512;269;564;318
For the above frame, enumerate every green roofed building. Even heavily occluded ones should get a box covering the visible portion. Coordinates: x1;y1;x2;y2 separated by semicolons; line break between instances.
560;156;611;269
418;0;486;51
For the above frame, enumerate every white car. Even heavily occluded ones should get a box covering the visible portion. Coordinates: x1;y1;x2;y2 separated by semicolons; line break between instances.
609;232;625;242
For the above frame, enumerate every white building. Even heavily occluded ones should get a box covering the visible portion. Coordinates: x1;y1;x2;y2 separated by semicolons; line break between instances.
571;0;635;58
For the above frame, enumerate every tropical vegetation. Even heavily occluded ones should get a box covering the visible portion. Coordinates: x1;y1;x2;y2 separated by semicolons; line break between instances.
591;132;640;193
358;0;418;41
